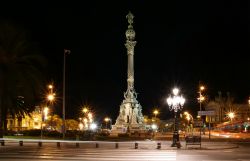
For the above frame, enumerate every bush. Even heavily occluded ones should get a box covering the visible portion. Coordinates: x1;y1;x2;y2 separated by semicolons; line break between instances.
77;130;97;140
98;132;110;137
65;130;78;138
22;129;41;136
118;133;130;137
44;130;62;137
3;130;17;136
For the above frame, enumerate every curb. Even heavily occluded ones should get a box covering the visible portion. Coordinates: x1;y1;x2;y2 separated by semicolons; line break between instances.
185;144;239;150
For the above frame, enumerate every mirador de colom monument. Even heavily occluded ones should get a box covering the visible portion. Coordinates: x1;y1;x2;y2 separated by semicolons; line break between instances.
111;12;145;134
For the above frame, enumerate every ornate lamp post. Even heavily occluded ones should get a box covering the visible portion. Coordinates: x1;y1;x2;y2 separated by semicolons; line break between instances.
167;88;185;148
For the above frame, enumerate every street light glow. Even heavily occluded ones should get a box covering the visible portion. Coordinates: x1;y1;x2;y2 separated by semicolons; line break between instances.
151;124;157;130
48;84;53;89
47;93;55;102
104;117;110;122
173;88;179;95
79;123;84;130
90;123;97;130
83;118;88;123
228;112;235;121
153;109;159;118
82;107;88;113
200;86;205;91
167;89;185;112
104;117;111;129
153;110;159;115
88;113;93;119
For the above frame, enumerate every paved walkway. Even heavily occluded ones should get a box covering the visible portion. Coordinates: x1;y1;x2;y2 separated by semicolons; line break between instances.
1;138;239;150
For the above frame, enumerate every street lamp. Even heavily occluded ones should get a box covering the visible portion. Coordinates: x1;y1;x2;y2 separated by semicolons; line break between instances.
153;109;159;118
104;117;110;129
198;85;205;136
167;88;185;148
63;49;70;139
47;94;55;102
227;112;235;122
41;84;55;139
46;84;55;103
48;84;53;92
82;107;89;113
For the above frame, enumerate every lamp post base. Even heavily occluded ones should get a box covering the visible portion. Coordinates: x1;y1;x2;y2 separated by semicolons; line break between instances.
171;131;181;148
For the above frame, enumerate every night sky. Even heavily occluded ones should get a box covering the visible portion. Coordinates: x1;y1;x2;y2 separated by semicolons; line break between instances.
0;1;247;122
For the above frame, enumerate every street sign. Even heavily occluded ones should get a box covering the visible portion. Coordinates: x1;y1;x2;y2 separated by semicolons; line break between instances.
198;110;215;116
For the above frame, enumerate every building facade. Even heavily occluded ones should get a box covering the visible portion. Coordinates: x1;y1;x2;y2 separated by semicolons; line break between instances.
7;106;42;131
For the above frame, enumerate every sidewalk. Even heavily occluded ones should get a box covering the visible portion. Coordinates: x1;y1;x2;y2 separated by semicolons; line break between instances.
160;141;239;150
199;141;239;150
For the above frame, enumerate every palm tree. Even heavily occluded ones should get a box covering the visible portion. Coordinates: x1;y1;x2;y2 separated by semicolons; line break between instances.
0;22;46;138
206;91;235;123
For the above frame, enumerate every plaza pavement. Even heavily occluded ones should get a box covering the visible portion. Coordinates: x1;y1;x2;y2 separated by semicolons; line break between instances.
0;138;239;150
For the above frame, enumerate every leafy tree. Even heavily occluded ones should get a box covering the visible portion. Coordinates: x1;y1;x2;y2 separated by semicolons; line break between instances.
65;119;79;130
0;22;46;138
45;114;62;131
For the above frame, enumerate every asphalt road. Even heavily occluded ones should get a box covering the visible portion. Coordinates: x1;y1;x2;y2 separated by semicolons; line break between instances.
0;141;250;161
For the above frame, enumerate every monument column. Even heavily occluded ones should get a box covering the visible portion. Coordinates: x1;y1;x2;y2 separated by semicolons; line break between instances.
111;12;145;135
125;12;137;99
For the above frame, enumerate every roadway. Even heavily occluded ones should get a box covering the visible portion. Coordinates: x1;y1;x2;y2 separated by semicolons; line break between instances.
0;140;250;161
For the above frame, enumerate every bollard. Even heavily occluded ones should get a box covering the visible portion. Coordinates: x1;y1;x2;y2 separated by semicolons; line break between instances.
177;141;181;149
57;142;61;148
96;143;99;148
115;142;119;149
38;142;42;147
0;140;5;146
76;142;79;148
157;142;161;149
135;142;138;149
19;141;23;146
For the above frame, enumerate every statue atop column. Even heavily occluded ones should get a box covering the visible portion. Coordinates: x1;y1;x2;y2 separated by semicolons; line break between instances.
111;12;145;135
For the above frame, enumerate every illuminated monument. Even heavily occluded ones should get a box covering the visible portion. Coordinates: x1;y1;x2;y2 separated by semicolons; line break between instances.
111;12;145;134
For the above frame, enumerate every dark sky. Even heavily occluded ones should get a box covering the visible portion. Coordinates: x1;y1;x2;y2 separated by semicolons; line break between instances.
1;1;248;122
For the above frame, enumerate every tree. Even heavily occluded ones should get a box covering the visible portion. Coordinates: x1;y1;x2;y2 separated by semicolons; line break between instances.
205;91;235;123
65;119;79;130
45;114;63;131
0;22;46;137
